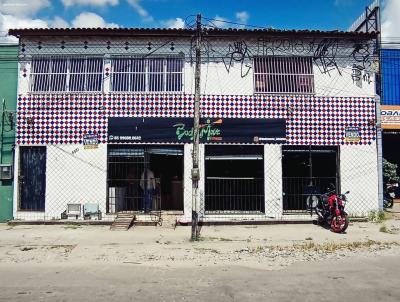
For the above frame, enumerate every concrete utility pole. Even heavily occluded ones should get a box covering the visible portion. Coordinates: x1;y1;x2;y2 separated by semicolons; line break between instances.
376;0;384;210
191;14;202;240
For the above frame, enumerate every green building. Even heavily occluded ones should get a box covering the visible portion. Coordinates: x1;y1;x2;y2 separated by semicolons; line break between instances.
0;44;18;222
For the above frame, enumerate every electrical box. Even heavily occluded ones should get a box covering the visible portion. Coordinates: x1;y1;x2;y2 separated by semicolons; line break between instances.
0;164;13;180
191;168;200;181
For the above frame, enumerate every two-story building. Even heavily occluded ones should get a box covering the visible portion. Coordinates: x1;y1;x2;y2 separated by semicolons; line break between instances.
8;27;379;223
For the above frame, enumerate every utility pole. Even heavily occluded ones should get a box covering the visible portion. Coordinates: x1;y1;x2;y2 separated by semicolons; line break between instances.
191;14;202;240
376;0;384;210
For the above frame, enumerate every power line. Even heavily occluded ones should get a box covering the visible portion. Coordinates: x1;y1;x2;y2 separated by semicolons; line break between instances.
202;16;274;30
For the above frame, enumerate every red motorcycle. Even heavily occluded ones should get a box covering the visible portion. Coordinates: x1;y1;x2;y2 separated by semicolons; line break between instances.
314;186;350;233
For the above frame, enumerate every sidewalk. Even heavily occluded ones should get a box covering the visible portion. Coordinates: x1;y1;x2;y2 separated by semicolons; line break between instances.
1;205;400;270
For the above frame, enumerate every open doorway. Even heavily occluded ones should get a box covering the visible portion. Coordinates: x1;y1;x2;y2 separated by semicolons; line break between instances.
383;131;400;198
148;148;184;211
282;146;339;213
107;145;184;213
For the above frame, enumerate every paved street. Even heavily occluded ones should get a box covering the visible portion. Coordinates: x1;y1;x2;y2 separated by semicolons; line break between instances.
1;211;400;301
0;256;399;302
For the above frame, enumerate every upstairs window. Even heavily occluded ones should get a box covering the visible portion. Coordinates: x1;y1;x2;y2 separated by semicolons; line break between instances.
254;56;314;94
30;56;103;92
110;56;184;92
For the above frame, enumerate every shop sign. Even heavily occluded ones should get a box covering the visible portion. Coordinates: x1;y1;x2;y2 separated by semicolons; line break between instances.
345;126;361;143
382;105;400;129
83;133;99;149
108;117;286;144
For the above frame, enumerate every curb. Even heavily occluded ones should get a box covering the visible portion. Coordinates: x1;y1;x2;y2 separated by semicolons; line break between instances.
7;217;368;226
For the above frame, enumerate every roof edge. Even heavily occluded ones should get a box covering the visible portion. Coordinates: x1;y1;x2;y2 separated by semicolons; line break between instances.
8;27;378;39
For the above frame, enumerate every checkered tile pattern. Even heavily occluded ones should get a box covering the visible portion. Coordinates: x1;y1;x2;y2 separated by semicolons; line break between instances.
16;94;376;146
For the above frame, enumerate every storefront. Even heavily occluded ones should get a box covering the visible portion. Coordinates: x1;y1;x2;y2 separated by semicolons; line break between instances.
282;146;339;213
204;145;265;214
382;105;400;197
106;116;286;217
107;145;184;213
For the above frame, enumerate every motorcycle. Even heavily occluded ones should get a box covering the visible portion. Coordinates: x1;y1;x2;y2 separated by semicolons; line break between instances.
384;183;397;209
314;187;350;233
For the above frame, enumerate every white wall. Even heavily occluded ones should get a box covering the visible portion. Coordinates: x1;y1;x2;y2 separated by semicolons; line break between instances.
313;61;375;97
264;144;283;218
340;144;379;216
198;144;205;218
181;143;193;222
45;144;107;219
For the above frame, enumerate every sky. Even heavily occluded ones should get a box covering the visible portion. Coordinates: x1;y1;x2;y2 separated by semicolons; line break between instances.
0;0;399;42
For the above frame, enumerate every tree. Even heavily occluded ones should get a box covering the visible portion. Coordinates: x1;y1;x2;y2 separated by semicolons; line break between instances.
383;158;399;184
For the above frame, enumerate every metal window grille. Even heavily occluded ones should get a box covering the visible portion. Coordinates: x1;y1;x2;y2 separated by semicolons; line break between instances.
30;56;103;92
205;177;265;214
282;176;338;213
204;146;265;214
110;56;184;92
253;56;314;94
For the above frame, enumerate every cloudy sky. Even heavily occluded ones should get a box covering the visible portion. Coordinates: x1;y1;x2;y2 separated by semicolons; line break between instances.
0;0;398;42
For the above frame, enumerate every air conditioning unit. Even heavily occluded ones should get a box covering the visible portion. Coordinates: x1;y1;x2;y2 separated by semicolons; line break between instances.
0;164;13;180
66;204;81;219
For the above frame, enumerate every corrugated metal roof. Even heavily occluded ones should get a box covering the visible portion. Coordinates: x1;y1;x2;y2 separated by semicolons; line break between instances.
8;27;378;39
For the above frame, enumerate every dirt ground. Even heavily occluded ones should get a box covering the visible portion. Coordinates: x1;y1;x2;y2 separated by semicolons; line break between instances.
1;205;400;301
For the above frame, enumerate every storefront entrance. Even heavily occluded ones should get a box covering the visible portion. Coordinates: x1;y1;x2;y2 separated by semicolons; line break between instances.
282;146;339;213
204;145;265;214
383;131;400;198
107;145;184;213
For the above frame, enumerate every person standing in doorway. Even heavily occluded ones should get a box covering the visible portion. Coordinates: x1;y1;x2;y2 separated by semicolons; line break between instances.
140;168;156;212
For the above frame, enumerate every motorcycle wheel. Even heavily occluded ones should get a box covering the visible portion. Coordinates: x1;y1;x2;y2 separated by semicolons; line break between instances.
384;197;394;209
330;213;349;233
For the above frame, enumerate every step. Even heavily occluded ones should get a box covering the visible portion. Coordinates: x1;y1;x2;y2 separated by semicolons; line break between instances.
110;214;136;231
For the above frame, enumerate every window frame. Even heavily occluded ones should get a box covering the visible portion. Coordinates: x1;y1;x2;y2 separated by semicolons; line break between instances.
110;55;185;93
29;56;104;93
253;56;315;95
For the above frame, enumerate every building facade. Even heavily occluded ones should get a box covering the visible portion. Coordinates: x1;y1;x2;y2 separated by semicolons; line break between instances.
9;28;379;223
0;44;18;222
381;49;400;191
